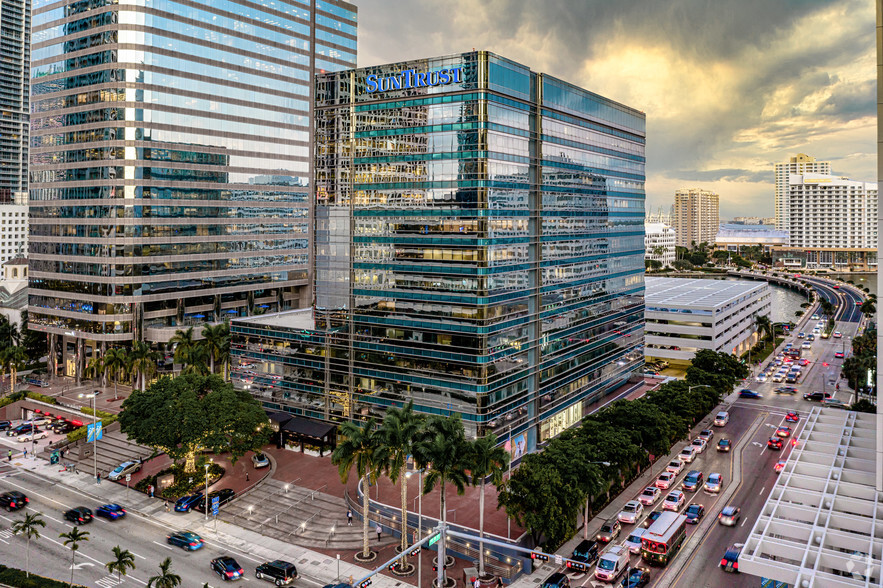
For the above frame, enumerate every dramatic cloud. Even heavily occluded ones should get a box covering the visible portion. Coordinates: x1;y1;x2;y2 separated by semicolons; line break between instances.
355;0;875;218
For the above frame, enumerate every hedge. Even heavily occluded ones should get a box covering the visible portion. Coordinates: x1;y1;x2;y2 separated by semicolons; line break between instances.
0;565;87;588
0;391;59;410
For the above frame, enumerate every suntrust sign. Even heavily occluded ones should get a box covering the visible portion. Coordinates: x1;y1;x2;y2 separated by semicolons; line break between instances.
365;67;463;94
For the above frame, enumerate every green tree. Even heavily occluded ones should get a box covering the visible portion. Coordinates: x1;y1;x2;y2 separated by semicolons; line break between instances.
129;341;160;391
147;557;181;588
19;311;47;361
331;418;380;561
820;299;835;319
645;259;662;270
468;434;508;576
60;526;90;588
672;259;693;271
0;345;27;394
119;374;271;472
85;354;105;386
201;322;230;377
850;399;876;413
105;546;136;583
169;327;197;368
860;300;875;318
712;250;730;262
11;512;45;577
375;401;422;570
103;347;128;400
753;314;773;343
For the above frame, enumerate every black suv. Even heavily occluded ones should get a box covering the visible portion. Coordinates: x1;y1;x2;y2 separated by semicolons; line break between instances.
568;539;599;570
6;423;34;437
255;560;297;585
541;573;570;588
803;391;831;402
0;491;28;511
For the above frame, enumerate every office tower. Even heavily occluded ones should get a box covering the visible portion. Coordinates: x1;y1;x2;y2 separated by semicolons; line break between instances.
0;0;30;202
774;153;830;231
308;51;646;451
673;188;719;248
28;0;356;377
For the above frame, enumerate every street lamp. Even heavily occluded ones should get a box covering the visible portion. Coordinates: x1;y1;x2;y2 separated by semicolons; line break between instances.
78;392;98;482
582;461;611;538
204;462;210;521
406;468;424;588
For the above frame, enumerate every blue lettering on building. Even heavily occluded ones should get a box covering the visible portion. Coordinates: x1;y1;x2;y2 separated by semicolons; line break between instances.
365;67;463;94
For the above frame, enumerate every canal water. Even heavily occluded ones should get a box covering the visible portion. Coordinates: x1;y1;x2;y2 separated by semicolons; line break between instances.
828;272;876;298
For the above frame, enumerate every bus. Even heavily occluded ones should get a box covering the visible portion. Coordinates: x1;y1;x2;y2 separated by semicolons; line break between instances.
640;511;687;566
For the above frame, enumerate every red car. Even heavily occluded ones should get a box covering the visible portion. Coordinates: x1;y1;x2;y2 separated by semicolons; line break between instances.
767;437;784;450
774;460;786;473
799;359;810;366
776;426;792;438
834;351;844;359
785;412;799;423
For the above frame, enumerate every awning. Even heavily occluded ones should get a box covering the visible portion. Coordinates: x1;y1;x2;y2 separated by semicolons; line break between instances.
265;411;293;427
280;416;336;443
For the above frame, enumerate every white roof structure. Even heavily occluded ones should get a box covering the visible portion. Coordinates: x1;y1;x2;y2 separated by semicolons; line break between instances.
740;408;883;587
645;277;766;311
235;308;316;331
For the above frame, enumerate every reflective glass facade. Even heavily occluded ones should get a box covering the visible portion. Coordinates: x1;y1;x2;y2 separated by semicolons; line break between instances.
28;0;356;347
310;52;645;450
0;0;30;201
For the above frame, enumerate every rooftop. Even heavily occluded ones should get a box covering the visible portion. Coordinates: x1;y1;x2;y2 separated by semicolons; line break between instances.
740;408;882;587
233;308;316;331
2;256;27;266
645;277;767;310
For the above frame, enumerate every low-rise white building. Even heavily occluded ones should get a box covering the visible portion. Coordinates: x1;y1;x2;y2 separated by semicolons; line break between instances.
0;197;27;265
644;277;771;365
645;222;676;267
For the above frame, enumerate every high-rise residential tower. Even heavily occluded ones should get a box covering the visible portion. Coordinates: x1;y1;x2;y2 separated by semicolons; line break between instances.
28;0;356;377
774;153;830;231
0;0;30;203
673;188;719;248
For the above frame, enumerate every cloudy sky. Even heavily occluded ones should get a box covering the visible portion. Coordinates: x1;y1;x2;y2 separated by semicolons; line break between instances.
354;0;876;219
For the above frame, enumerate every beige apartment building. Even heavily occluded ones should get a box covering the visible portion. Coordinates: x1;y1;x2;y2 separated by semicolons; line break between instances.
673;189;720;248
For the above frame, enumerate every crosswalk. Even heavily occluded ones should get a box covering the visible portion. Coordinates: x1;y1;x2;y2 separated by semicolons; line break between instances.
0;528;13;542
95;575;125;587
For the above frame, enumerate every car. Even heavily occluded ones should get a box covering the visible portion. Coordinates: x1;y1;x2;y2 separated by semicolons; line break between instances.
774;460;787;473
251;452;270;469
833;331;842;338
767;436;784;450
785;412;800;423
656;472;676;489
27;415;52;426
596;519;621;543
95;504;126;520
107;461;141;481
785;373;800;384
49;421;77;434
739;389;761;399
6;423;35;437
617;500;644;524
541;572;570;588
620;567;650;588
174;492;204;513
691;438;707;454
569;539;600;567
801;341;812;349
678;446;696;463
834;351;845;359
811;314;819;320
704;473;723;493
638;486;660;506
195;488;236;512
719;506;741;526
720;544;743;573
803;391;831;402
821;398;849;409
797;332;805;338
771;372;786;382
255;560;297;585
684;503;705;524
0;420;11;430
799;358;810;366
713;411;729;427
662;490;685;511
806;334;815;341
0;491;28;511
594;545;629;582
211;556;245;581
776;426;792;438
17;429;48;442
682;470;704;492
64;506;93;524
623;528;646;554
697;429;714;442
774;386;798;395
666;459;685;475
716;438;731;452
167;530;204;550
642;510;663;528
755;373;768;383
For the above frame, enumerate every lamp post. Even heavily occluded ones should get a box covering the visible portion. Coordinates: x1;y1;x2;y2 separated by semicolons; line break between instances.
407;468;424;588
78;392;98;481
204;462;210;521
582;461;611;539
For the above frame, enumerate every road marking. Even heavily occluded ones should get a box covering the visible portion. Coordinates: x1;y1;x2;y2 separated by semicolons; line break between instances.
741;518;748;527
152;540;174;550
36;511;65;525
130;550;146;560
759;487;765;496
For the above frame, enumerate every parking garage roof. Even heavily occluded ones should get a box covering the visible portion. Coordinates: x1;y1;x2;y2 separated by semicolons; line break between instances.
645;277;767;311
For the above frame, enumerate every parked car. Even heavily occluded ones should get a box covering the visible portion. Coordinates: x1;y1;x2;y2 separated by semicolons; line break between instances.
717;438;732;452
569;539;600;567
167;530;204;550
211;556;245;581
617;500;644;524
64;506;93;524
17;429;48;443
638;486;660;506
107;461;142;481
195;488;236;513
6;423;35;437
655;472;676;489
718;506;741;526
662;490;685;511
251;452;270;469
0;420;11;431
95;504;126;520
704;473;723;493
720;544;743;573
175;493;204;513
714;412;729;427
596;519;621;543
0;491;28;511
682;470;704;492
255;560;297;585
684;503;705;524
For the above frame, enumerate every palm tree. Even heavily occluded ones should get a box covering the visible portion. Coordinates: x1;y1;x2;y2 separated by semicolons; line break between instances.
85;354;105;385
60;526;90;588
170;327;197;368
1;345;27;395
11;512;45;577
468;434;509;577
102;347;128;400
375;401;422;570
105;545;136;583
130;341;159;391
754;314;773;343
820;299;835;320
147;557;181;588
181;343;209;376
860;300;876;318
201;322;230;376
415;415;470;586
331;417;380;561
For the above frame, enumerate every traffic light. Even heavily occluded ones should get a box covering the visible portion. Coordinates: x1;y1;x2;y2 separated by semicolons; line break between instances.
432;563;448;572
357;580;372;588
565;561;587;572
531;551;549;561
408;546;422;557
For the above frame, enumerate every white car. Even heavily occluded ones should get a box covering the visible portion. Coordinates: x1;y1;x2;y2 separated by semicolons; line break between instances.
17;429;48;443
624;528;647;554
662;490;686;511
617;500;644;524
772;372;787;382
755;374;768;383
691;438;707;454
638;486;661;506
107;460;142;481
801;341;812;349
666;459;685;475
26;416;52;426
714;411;730;427
656;472;676;489
678;446;696;463
833;331;842;338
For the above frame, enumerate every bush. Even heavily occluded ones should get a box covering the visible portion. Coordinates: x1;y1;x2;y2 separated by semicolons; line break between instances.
0;565;87;588
135;462;225;500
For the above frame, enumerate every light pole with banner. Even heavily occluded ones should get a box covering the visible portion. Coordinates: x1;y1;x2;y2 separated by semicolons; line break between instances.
79;392;100;482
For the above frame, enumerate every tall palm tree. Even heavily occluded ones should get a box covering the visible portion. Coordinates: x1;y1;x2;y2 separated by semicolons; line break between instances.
12;512;45;577
468;434;509;577
170;327;197;367
130;341;159;391
415;415;470;586
105;545;136;583
331;417;380;561
181;343;209;376
201;322;230;376
375;401;422;569
103;347;127;400
60;526;90;588
85;355;105;385
147;557;181;588
754;314;773;343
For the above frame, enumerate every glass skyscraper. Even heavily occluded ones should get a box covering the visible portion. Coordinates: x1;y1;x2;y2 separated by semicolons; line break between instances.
28;0;355;376
0;0;30;202
246;51;644;453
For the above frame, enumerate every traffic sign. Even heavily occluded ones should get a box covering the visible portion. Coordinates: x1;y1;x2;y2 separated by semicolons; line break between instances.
211;496;220;516
427;532;440;547
125;474;131;482
554;555;563;566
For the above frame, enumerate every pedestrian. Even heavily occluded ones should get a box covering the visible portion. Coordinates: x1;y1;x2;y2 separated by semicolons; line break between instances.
22;448;27;459
376;524;382;542
60;448;65;460
474;577;481;588
96;473;101;485
164;500;170;512
149;484;154;498
347;509;353;526
6;449;11;462
246;471;250;482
